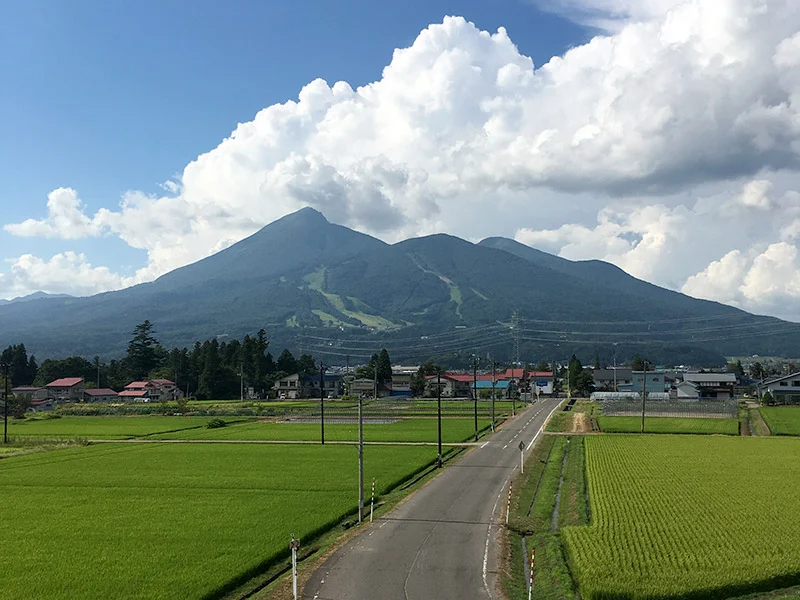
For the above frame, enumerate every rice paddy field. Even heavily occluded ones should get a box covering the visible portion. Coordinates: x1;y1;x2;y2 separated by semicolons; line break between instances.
759;407;800;435
563;436;800;599
150;417;493;442
0;442;437;600
3;415;246;439
596;415;739;435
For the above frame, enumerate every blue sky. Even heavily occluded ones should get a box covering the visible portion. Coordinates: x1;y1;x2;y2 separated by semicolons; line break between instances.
3;0;800;321
1;0;587;268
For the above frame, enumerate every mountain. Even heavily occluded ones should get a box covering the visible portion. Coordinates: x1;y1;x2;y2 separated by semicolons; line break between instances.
0;208;797;365
0;291;73;306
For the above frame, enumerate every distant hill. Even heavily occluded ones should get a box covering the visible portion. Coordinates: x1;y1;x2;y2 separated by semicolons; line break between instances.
0;208;797;365
0;292;73;306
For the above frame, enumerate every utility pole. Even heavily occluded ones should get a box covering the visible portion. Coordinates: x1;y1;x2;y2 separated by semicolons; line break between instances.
437;369;443;468
491;360;496;433
240;364;244;401
2;362;9;444
320;364;325;445
641;359;648;434
472;355;479;442
358;382;364;522
95;356;100;389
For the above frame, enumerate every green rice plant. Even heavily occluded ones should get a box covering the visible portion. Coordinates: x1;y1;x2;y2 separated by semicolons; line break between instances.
563;436;800;599
760;407;800;436
597;416;738;435
150;417;492;443
5;415;245;439
0;442;436;600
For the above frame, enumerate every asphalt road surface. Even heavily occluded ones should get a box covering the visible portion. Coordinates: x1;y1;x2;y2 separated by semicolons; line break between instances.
303;398;562;600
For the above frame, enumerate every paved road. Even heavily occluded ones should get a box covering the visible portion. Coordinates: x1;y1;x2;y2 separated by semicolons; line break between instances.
303;398;562;600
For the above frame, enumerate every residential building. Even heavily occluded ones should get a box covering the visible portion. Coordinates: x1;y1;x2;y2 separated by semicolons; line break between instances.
29;398;56;412
762;372;800;404
679;373;736;400
272;373;344;399
630;371;667;393
390;366;418;397
84;388;119;403
593;368;633;391
529;371;554;395
123;380;183;402
424;374;473;398
11;386;49;401
118;390;150;402
273;373;303;399
45;378;85;403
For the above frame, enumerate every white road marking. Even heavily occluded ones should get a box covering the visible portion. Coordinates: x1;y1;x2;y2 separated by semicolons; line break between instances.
481;441;489;448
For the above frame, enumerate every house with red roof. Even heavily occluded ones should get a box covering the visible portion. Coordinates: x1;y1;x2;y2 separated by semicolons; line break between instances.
119;389;150;402
45;377;85;403
121;379;182;402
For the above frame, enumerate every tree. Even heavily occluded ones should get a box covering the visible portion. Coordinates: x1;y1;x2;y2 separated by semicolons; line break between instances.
594;351;601;369
727;360;745;380
297;354;317;375
376;348;392;384
126;320;162;379
534;361;551;372
412;362;441;397
276;349;298;374
750;361;766;381
761;390;773;405
567;354;594;397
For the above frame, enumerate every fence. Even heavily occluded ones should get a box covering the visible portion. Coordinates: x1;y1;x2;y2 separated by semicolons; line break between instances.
599;397;738;419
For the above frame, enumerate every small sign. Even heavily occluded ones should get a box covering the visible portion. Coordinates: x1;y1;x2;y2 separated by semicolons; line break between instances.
536;380;548;387
518;441;525;451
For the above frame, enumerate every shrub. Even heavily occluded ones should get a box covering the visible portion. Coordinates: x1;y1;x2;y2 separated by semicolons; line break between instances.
206;418;227;429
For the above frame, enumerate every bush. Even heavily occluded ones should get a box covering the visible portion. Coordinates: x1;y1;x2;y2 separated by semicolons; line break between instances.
206;418;227;429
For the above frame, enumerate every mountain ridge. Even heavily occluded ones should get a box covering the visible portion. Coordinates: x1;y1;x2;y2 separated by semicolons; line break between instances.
0;207;796;364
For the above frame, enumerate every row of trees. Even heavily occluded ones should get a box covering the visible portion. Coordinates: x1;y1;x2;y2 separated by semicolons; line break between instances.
2;321;321;400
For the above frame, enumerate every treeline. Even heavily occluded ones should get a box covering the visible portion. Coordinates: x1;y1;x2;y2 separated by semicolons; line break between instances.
2;321;325;400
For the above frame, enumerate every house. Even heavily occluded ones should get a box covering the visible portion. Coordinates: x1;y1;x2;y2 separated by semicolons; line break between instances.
123;379;182;402
676;381;700;399
272;373;344;399
529;371;554;395
118;389;150;402
84;388;119;403
593;368;633;391
45;378;85;403
679;373;736;400
475;379;511;398
389;366;418;397
273;373;303;399
761;372;800;404
424;374;474;398
503;368;529;382
11;386;49;401
149;379;182;400
348;377;390;398
29;398;56;412
630;371;667;393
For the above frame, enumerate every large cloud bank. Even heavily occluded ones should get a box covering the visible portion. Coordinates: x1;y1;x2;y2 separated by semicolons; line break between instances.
4;0;800;319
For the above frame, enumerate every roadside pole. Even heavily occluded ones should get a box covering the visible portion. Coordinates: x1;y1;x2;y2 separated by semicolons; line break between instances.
528;548;535;600
472;356;479;442
491;360;496;433
358;391;364;523
519;440;525;474
290;534;299;600
370;478;375;522
320;364;325;445
641;360;647;434
505;480;513;525
437;370;443;469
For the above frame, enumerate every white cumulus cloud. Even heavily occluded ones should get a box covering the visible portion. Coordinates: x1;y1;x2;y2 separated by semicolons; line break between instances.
4;1;800;314
0;252;139;299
